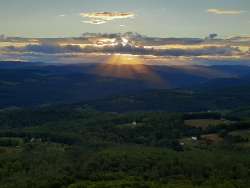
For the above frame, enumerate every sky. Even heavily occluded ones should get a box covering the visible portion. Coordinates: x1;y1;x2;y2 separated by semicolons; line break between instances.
0;0;250;38
0;0;250;66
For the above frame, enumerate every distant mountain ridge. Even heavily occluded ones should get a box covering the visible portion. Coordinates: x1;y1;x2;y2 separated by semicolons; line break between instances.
1;61;250;109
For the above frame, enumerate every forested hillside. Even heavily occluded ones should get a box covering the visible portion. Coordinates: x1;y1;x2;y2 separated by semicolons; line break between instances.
0;106;250;188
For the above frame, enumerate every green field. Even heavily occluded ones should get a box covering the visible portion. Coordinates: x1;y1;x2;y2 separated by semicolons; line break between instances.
228;130;250;142
185;119;227;130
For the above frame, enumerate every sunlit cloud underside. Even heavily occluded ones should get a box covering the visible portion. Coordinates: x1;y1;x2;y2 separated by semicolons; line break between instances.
0;33;250;66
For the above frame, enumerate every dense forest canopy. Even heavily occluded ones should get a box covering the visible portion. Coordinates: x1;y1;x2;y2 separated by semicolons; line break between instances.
0;105;250;188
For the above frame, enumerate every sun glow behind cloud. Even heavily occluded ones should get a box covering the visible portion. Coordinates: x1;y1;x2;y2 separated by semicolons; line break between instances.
0;33;250;66
107;54;143;65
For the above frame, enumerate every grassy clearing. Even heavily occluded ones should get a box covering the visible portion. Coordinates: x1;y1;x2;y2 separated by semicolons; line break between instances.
229;130;250;140
117;122;144;129
201;134;223;144
185;119;226;130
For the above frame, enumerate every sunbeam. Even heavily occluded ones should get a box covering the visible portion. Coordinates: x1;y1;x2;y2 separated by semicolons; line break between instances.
92;54;166;87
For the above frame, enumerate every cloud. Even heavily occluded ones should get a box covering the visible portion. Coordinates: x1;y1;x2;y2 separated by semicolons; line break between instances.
0;34;5;40
80;12;135;20
207;9;244;15
206;33;218;40
80;11;135;24
81;19;107;25
1;33;249;65
4;43;83;54
100;45;239;57
229;36;250;43
3;43;239;58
